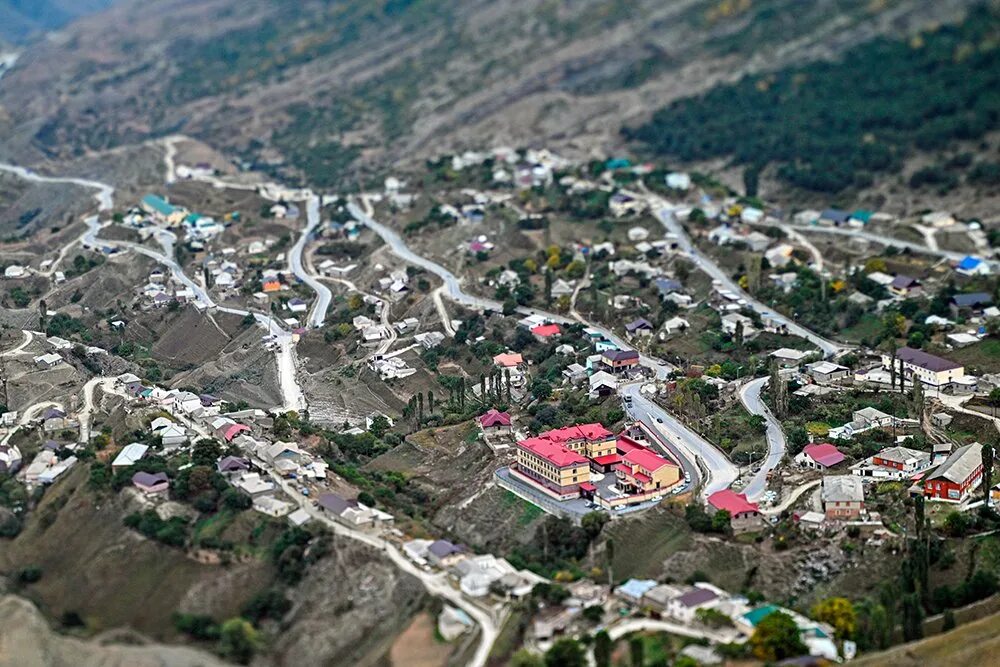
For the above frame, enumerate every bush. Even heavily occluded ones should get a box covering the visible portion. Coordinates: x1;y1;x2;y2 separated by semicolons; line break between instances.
17;567;42;584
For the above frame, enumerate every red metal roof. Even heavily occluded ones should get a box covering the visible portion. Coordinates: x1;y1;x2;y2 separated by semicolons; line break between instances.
623;447;675;472
592;453;622;466
802;443;845;467
616;435;645;453
708;489;760;515
531;323;562;337
541;423;613;444
633;471;653;484
579;482;596;492
222;424;250;442
479;409;511;427
518;437;588;467
493;352;523;367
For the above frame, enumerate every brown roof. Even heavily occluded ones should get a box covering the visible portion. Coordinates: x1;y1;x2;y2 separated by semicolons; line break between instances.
896;347;962;373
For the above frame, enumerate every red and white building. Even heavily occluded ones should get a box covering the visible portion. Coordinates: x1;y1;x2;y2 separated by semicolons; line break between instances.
795;443;845;470
478;409;512;435
924;443;983;502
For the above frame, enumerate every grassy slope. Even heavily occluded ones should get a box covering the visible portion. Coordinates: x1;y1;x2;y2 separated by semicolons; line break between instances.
856;607;1000;666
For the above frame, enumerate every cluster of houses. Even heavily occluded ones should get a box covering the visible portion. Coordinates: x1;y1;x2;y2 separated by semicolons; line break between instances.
138;194;228;246
509;422;683;510
610;578;839;661
139;268;198;310
403;537;542;598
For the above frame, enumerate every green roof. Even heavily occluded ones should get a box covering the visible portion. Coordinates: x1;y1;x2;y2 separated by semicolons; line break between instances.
742;604;780;627
851;209;873;222
142;194;176;216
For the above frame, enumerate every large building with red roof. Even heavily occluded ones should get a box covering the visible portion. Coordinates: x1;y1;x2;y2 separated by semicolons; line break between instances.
795;443;845;470
512;422;681;504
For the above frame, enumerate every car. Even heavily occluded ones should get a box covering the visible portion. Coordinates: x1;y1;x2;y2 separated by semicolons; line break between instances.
656;417;664;423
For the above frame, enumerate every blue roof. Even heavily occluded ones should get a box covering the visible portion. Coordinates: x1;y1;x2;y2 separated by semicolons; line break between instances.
617;578;656;599
742;604;780;627
958;256;982;270
605;158;632;170
142;194;176;216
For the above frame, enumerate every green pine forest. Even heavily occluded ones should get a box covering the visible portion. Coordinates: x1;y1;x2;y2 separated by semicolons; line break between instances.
625;4;1000;193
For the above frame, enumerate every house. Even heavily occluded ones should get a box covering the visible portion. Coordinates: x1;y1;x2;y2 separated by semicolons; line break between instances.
665;172;691;190
493;352;524;368
950;292;993;317
3;265;27;279
805;360;850;384
615;448;680;495
253;495;294;518
889;275;921;297
707;490;764;534
415;331;446;349
625;318;654;339
601;349;640;373
530;323;561;340
661;316;690;336
819;209;850;226
867;446;932;478
770;348;811;368
217;456;250;477
234;472;275;497
33;353;63;370
588;371;618;398
426;539;466;568
132;471;170;495
721;313;757;340
551;279;575;297
112;443;149;468
616;579;658;604
764;244;795;268
317;492;394;528
796;443;845;470
141;194;185;224
653;278;683;298
666;586;720;624
924;443;983;502
821;476;865;519
641;584;685;613
479;409;512;435
956;256;991;276
883;347;964;388
563;363;587;384
455;554;515;597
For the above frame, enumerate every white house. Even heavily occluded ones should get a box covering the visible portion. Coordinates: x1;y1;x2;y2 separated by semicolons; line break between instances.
111;443;149;468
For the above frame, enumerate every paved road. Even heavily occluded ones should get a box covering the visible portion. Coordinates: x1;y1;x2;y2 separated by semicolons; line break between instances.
785;222;969;263
0;330;34;357
606;617;742;644
0;162;114;211
737;377;786;501
620;383;737;501
288;195;333;328
644;198;848;358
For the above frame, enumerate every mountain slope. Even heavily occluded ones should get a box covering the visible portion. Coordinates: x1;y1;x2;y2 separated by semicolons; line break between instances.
0;0;982;188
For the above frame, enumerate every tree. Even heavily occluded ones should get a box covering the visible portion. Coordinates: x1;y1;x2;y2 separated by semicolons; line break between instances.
901;592;924;641
427;391;435;414
545;269;553;306
989;388;1000;418
191;439;223;467
368;414;391;438
581;511;609;539
417;392;424;422
750;611;807;662
594;630;612;667
606;538;615;587
545;638;586;667
811;597;857;641
711;509;732;533
218;618;261;664
511;650;545;667
629;636;644;667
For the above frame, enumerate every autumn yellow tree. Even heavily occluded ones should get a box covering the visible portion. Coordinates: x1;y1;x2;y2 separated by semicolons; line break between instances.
812;597;857;641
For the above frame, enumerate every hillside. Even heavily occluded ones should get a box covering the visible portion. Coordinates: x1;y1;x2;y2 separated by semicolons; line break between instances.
0;0;980;190
0;1;116;44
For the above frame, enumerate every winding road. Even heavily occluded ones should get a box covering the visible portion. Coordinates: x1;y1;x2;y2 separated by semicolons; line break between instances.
621;383;737;500
737;377;786;501
647;199;848;358
289;196;332;328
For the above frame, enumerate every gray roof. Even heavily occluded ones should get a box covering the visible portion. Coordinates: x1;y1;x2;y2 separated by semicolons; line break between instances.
318;493;356;515
822;475;865;503
132;471;168;486
927;443;982;484
675;587;718;608
896;347;962;372
951;292;992;308
875;446;930;465
428;539;461;559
